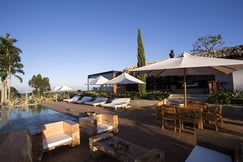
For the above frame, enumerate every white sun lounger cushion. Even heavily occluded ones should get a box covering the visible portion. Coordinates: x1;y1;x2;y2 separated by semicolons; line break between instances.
101;98;130;109
102;102;128;108
97;124;113;134
74;96;93;104
43;133;72;150
63;95;80;102
84;97;108;106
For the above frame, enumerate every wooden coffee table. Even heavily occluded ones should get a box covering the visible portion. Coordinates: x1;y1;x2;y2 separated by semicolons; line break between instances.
89;132;164;162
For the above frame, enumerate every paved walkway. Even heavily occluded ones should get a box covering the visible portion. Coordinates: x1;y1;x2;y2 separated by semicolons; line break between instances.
40;102;243;162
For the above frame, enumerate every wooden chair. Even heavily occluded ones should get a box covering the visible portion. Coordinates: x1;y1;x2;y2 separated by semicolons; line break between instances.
161;107;177;132
177;108;203;135
216;105;224;126
204;105;223;132
155;101;164;120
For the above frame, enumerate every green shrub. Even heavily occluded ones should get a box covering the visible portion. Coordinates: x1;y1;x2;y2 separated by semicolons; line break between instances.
80;90;170;101
98;91;110;97
232;90;243;98
122;91;140;100
144;91;169;100
81;91;99;97
207;91;232;104
118;91;169;100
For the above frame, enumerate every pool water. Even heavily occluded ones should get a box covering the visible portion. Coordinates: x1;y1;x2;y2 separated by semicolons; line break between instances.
0;105;77;135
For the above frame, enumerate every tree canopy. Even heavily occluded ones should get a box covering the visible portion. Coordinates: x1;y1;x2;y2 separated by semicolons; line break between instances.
192;34;225;54
28;74;51;97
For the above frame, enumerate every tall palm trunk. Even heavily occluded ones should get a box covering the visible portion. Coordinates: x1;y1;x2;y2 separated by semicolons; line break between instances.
1;80;7;104
7;73;11;100
4;79;7;102
7;52;11;100
1;82;4;104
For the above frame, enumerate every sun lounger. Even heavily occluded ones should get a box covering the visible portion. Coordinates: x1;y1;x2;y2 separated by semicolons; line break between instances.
84;97;108;107
72;96;93;104
101;98;130;110
63;95;81;103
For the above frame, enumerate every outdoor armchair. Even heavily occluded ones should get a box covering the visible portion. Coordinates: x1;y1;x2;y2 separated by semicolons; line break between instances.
41;120;80;152
79;113;118;137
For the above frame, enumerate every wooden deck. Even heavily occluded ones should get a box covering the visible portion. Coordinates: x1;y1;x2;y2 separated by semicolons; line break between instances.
37;102;243;162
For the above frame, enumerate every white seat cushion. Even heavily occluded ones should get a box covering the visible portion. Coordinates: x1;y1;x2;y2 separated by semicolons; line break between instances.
43;133;72;150
185;145;232;162
97;124;113;134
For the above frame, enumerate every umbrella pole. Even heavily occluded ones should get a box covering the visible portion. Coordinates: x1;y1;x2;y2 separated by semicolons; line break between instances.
184;69;187;107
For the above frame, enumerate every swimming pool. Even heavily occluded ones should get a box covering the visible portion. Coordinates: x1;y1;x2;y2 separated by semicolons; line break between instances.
0;105;77;135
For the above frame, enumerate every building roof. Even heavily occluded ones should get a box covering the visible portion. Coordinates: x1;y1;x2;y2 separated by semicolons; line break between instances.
88;70;121;79
123;44;243;72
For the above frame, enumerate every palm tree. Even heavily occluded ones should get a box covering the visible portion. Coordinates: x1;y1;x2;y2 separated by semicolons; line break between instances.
0;33;24;104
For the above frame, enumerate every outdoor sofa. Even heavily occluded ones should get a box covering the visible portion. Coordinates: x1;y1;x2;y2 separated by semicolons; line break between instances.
41;120;80;152
100;97;131;110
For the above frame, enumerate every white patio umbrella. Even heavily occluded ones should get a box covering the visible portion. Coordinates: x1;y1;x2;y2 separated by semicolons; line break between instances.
86;75;110;92
53;86;61;92
53;85;73;92
53;85;73;102
131;53;243;107
105;72;145;85
86;75;109;85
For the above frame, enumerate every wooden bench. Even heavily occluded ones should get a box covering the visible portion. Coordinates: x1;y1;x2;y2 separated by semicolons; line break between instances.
89;132;165;162
41;120;80;152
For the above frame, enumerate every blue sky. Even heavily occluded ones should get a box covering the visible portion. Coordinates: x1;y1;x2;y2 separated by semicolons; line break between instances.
1;0;243;93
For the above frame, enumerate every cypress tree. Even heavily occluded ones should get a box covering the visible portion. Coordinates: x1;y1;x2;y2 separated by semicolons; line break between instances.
137;28;146;96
